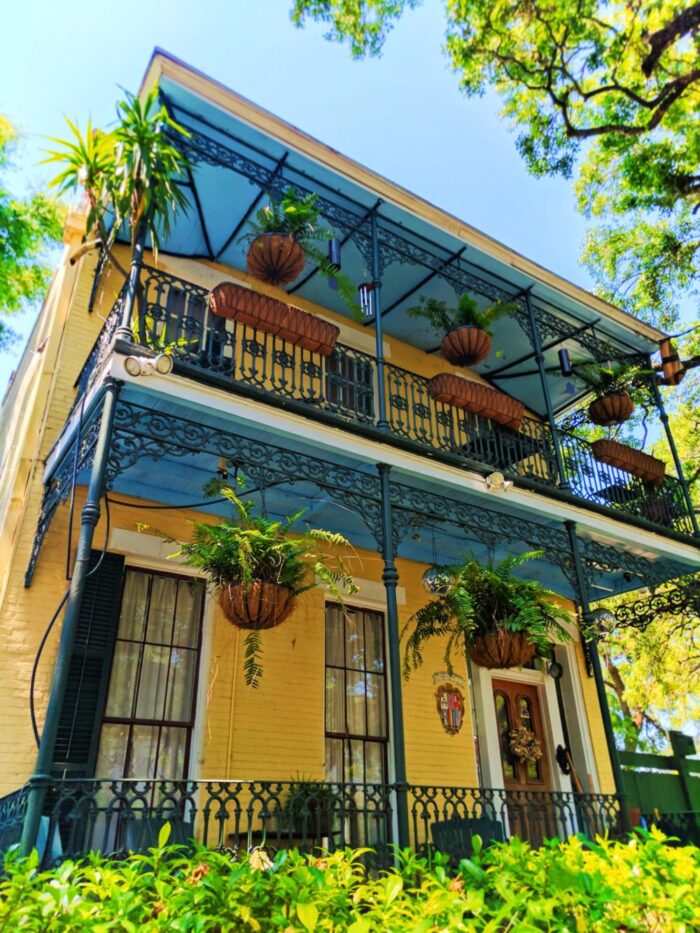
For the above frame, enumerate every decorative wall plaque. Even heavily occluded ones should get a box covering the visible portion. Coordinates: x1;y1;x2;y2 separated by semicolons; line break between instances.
435;683;465;735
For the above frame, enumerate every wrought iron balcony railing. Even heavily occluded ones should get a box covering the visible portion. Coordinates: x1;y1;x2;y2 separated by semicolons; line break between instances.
72;267;695;537
0;779;622;869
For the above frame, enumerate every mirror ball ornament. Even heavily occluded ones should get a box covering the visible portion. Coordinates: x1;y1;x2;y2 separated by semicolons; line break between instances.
422;565;453;595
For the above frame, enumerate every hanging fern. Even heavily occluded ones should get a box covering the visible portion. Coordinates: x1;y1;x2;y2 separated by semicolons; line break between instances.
407;293;516;335
402;551;571;678
158;479;359;687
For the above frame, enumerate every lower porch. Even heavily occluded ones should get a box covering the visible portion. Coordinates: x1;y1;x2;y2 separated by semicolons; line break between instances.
0;778;621;869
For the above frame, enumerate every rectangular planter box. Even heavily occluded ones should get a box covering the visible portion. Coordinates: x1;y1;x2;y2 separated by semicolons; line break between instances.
428;373;524;429
591;439;665;486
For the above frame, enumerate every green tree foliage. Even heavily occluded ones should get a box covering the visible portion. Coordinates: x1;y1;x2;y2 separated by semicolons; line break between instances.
291;1;700;327
599;609;700;751
0;115;62;350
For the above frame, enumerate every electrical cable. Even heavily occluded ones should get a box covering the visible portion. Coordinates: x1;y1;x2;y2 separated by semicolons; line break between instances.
30;494;112;749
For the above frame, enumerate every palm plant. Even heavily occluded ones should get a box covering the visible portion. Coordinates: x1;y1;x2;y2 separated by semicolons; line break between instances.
407;293;515;335
402;551;570;676
169;481;358;686
44;89;191;279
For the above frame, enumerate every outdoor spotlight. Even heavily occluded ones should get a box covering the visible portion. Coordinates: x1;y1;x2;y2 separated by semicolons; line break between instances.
124;355;143;377
123;353;173;377
558;348;573;377
153;353;174;375
485;471;512;491
548;661;564;680
422;565;453;595
328;238;342;272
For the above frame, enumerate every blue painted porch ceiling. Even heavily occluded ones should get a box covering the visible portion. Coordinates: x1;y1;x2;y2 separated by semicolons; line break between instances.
59;382;674;603
120;74;663;419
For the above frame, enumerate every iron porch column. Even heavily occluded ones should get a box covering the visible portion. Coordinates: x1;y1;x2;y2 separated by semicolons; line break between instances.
371;209;390;431
21;378;121;855
564;520;632;833
115;223;147;342
377;462;410;847
525;291;570;490
648;358;699;537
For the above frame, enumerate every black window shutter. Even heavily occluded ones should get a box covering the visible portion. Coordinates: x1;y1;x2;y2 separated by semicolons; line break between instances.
52;550;125;777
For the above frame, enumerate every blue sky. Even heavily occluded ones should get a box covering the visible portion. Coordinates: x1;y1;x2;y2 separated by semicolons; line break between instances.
1;0;591;389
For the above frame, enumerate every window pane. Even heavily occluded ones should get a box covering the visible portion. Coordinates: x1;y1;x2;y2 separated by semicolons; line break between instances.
325;668;345;733
135;646;171;719
364;612;384;673
164;647;197;722
95;723;129;778
118;572;149;640
105;642;141;717
127;725;160;778
366;674;386;738
495;692;516;779
173;580;203;647
345;612;365;670
156;726;187;779
146;576;177;643
345;739;365;784
325;738;343;782
325;605;344;666
365;742;385;784
346;671;366;735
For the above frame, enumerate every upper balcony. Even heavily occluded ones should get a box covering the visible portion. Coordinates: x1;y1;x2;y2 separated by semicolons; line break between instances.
73;263;695;541
57;52;697;547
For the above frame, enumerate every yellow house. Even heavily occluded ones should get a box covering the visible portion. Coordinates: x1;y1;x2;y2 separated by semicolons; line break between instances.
1;50;699;865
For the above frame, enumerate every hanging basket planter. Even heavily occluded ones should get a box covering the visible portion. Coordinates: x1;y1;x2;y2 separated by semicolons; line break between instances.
591;439;666;486
428;373;524;429
246;233;306;286
441;326;492;367
219;581;295;630
468;631;536;670
588;392;634;427
209;282;340;356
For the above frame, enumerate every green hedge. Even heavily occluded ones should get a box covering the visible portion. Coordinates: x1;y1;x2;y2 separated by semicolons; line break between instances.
1;828;698;931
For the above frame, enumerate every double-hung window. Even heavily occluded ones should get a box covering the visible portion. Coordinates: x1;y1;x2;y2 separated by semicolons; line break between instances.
324;603;388;785
95;569;205;780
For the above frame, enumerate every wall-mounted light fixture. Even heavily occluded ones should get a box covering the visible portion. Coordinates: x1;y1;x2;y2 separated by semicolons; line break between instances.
327;238;342;272
558;348;573;377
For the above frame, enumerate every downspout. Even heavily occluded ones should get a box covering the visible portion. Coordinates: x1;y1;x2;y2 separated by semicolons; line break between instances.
564;520;632;833
377;463;409;847
21;377;121;854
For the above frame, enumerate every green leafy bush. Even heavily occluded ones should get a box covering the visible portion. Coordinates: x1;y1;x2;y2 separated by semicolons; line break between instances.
2;829;698;931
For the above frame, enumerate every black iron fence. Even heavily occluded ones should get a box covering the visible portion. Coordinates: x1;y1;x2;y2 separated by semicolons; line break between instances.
0;780;622;869
72;267;695;536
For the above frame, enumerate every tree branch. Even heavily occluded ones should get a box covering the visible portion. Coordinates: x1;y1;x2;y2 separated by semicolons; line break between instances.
642;3;700;77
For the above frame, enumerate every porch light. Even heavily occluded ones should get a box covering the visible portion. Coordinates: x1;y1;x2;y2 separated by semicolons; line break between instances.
422;526;453;594
422;565;453;595
548;660;564;680
558;348;573;377
327;237;341;271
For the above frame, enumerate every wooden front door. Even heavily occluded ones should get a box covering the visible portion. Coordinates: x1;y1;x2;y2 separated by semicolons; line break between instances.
492;679;557;844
